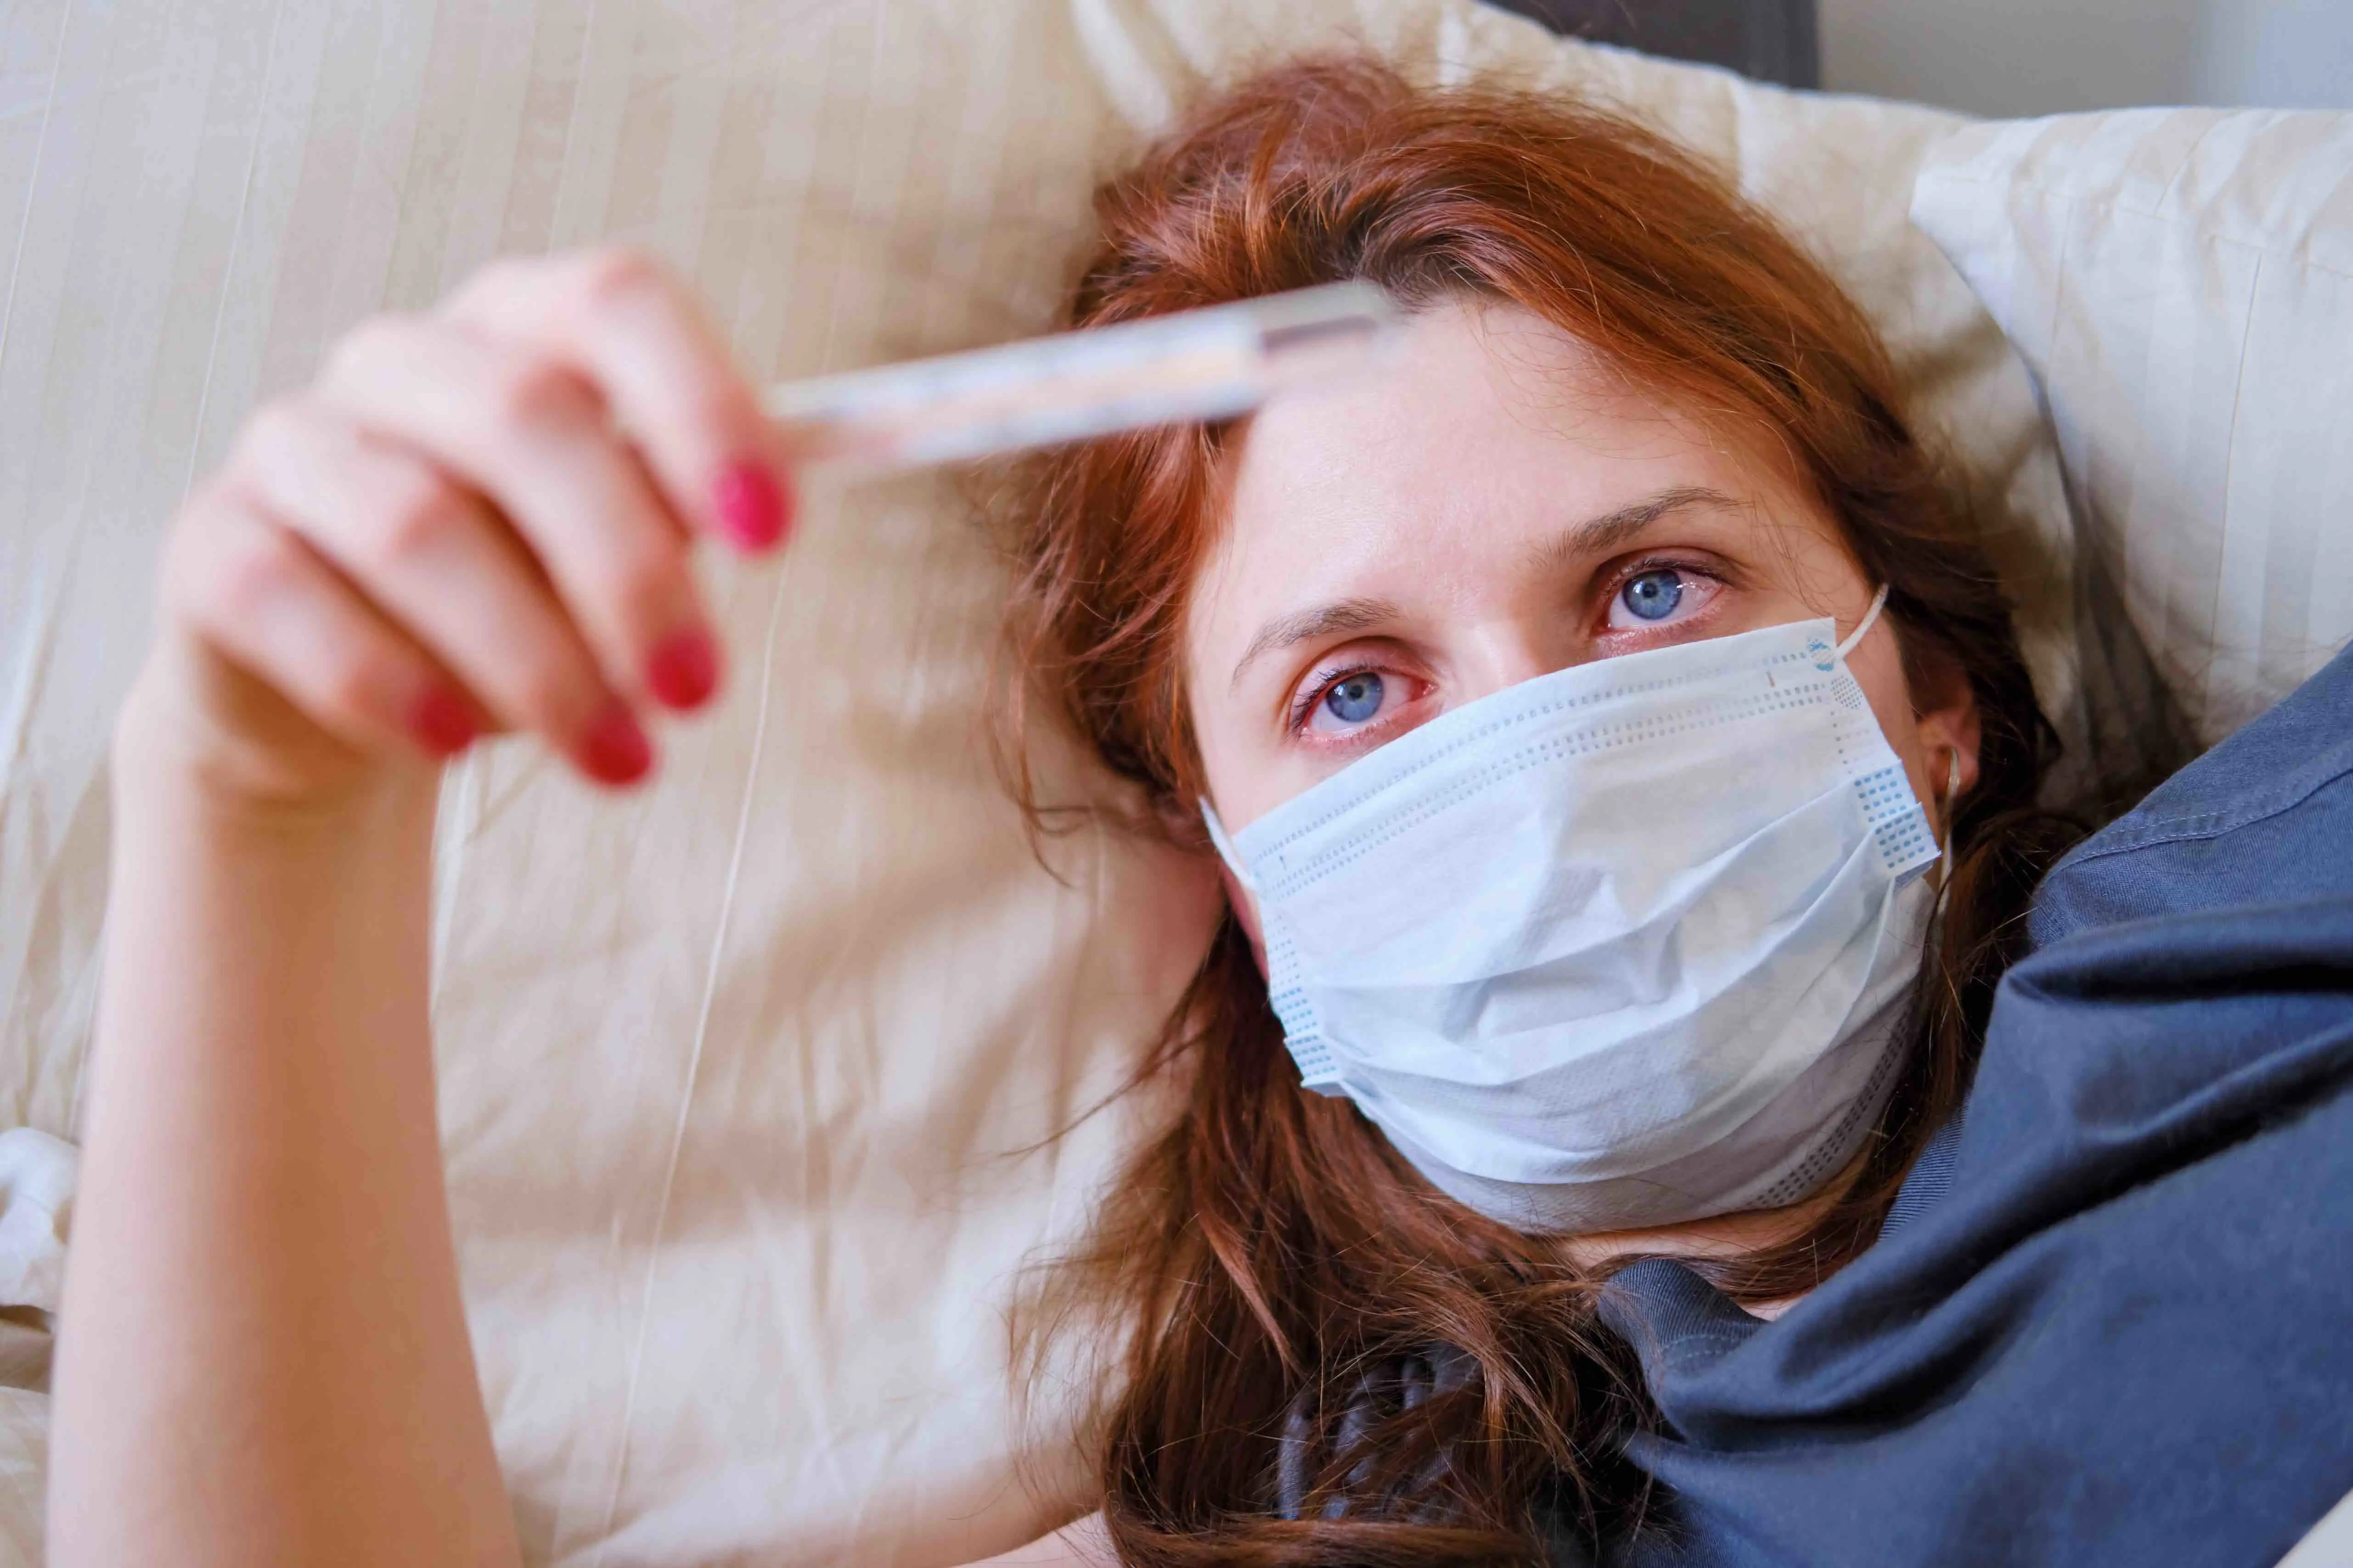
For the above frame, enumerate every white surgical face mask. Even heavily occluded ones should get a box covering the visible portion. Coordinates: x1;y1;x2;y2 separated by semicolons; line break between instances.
1202;588;1940;1234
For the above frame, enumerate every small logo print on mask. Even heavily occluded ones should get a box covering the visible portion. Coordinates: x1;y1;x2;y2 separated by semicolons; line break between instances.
1807;638;1835;672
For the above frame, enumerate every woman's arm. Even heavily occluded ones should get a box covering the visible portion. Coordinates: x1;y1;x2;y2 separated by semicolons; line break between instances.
48;247;791;1568
52;736;513;1568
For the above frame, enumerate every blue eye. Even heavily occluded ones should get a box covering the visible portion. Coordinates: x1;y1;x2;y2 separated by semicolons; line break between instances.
1621;568;1685;622
1323;672;1385;724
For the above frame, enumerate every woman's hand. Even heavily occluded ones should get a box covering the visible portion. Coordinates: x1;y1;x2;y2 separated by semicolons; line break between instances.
122;245;793;810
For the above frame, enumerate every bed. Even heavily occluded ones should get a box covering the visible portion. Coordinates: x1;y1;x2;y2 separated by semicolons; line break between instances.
0;0;2347;1562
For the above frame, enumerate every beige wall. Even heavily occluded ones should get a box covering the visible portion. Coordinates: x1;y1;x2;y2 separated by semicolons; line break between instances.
1821;0;2353;116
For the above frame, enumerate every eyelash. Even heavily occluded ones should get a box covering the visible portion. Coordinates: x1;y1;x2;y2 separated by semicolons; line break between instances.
1282;554;1733;738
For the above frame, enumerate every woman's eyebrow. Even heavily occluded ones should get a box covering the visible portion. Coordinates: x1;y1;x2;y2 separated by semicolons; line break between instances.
1230;596;1402;692
1225;488;1739;693
1524;484;1742;575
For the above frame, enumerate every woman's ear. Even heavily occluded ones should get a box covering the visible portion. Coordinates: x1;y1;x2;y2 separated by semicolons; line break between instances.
1910;652;1983;822
1216;859;1271;979
1155;789;1271;978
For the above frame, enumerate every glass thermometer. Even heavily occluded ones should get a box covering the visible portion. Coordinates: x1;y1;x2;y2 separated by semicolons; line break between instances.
762;281;1399;475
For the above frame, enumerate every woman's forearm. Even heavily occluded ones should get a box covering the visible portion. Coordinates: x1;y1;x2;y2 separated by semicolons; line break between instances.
50;759;519;1568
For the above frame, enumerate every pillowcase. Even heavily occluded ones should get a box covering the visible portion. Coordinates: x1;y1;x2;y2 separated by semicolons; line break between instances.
1912;107;2353;752
0;1;2077;1562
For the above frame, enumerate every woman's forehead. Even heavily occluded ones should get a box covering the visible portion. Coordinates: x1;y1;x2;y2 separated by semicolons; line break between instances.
1193;299;1829;644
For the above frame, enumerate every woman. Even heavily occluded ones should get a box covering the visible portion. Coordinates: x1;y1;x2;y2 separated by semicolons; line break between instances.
51;55;2353;1568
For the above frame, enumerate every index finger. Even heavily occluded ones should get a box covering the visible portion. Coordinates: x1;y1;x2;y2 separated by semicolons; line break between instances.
442;247;794;553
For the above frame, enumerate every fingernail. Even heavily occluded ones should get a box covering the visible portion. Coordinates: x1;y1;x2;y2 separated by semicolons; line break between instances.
647;625;721;711
577;701;655;787
713;459;791;552
407;686;478;757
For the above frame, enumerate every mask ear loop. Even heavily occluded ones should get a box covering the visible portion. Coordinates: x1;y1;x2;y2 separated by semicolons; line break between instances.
1199;798;1259;898
1936;746;1964;866
1835;583;1890;662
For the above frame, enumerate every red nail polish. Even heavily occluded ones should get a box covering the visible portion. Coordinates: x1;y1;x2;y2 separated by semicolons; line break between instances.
713;460;791;551
407;686;478;757
577;701;655;786
647;626;721;711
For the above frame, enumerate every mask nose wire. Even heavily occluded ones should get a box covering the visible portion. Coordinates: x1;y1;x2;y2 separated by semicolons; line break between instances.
1835;584;1891;662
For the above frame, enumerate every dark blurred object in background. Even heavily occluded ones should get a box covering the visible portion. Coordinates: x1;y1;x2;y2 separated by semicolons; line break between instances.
1482;0;1820;88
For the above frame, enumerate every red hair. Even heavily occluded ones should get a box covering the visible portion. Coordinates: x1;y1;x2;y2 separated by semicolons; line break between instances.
1000;55;2079;1564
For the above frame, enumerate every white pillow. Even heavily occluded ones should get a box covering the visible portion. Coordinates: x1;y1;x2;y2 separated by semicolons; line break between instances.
1913;108;2353;750
0;2;2077;1563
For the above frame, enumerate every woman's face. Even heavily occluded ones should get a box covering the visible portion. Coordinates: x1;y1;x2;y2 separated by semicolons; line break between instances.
1184;298;1981;871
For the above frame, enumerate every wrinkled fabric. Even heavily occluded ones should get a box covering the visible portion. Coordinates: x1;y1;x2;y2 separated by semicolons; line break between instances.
1913;107;2353;756
1275;1344;1480;1523
0;1132;77;1568
0;1130;73;1394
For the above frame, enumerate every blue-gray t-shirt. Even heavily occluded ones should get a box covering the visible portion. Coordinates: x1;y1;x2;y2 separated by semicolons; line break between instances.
1590;638;2353;1566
